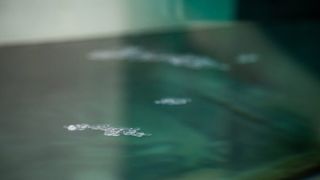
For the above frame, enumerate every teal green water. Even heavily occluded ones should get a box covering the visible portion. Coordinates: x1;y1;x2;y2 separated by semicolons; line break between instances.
0;24;320;180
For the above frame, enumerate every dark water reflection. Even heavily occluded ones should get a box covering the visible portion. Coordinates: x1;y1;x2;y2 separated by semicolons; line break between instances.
0;23;320;180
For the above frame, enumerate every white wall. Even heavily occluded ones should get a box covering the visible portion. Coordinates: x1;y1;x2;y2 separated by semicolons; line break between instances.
0;0;186;45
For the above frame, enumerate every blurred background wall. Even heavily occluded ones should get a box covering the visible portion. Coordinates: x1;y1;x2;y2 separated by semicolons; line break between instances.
0;0;235;45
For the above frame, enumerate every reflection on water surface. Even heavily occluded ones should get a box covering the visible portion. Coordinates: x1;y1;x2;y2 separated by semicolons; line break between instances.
0;23;320;180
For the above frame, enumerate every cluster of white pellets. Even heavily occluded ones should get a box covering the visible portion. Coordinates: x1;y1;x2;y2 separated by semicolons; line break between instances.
236;53;259;64
64;124;151;137
64;98;191;137
154;98;192;105
76;48;260;138
88;47;230;70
